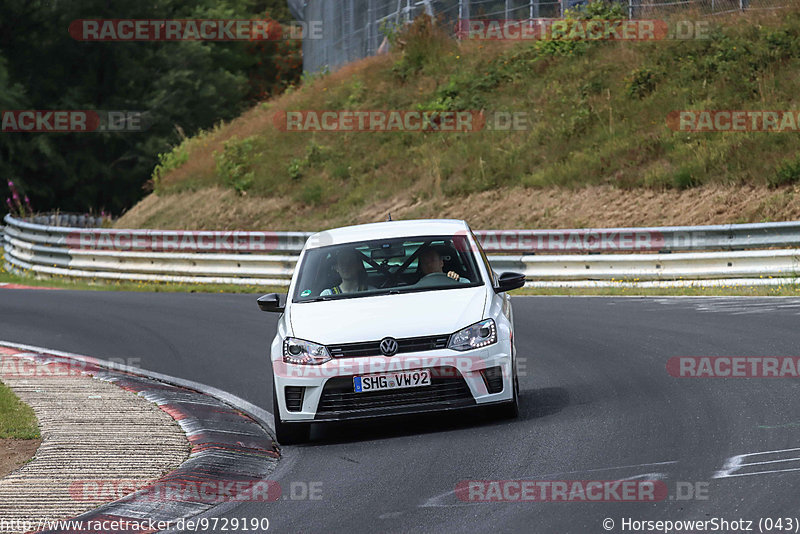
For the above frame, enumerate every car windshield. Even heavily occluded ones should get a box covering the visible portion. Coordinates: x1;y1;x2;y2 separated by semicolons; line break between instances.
291;234;483;302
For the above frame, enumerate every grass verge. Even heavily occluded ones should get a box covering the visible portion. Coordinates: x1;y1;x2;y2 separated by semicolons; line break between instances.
0;383;39;440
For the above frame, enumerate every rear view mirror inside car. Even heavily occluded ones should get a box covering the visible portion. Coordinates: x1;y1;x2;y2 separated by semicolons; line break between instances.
370;243;406;260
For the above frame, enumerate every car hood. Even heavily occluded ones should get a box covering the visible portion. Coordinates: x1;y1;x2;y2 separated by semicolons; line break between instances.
288;287;487;345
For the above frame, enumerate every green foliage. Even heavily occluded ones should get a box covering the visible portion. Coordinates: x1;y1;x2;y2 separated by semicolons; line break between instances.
532;38;589;57
379;19;404;49
0;383;39;440
561;99;596;137
286;141;332;180
152;142;190;192
298;182;325;205
626;67;660;99
530;1;626;57
300;66;331;85
392;14;456;81
770;156;800;187
573;0;627;20
345;78;367;107
215;136;258;194
0;0;300;217
672;168;698;190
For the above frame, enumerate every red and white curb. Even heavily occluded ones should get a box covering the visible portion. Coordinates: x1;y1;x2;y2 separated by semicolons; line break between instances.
0;342;279;534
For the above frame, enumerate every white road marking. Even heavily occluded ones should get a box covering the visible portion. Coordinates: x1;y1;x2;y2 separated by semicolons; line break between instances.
652;297;800;316
714;447;800;478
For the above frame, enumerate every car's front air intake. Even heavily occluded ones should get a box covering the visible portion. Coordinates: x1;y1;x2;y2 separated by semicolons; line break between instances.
480;366;504;394
284;386;305;412
315;366;474;420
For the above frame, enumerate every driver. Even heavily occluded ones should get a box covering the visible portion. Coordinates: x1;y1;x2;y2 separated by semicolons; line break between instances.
418;247;468;283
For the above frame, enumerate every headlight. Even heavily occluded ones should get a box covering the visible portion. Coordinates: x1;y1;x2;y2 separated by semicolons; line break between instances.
282;337;331;365
448;319;497;351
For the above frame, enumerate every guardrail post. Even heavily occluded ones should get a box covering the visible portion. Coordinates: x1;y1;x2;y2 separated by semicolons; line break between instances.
459;0;470;24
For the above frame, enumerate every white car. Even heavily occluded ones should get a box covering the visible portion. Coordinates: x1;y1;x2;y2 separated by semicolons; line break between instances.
258;219;525;444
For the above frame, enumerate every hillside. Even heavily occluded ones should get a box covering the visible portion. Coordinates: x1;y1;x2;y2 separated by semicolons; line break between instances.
117;5;800;231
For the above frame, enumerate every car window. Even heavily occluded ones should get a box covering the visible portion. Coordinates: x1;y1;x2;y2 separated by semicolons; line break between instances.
472;231;497;287
292;234;484;302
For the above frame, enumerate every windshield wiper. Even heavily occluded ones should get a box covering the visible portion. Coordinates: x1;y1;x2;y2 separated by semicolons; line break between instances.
305;294;363;302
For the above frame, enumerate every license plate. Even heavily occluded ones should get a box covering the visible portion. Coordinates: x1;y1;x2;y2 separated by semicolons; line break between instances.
354;369;431;393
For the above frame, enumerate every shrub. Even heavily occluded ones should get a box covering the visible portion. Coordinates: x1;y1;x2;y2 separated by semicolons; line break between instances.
214;136;258;194
770;156;800;187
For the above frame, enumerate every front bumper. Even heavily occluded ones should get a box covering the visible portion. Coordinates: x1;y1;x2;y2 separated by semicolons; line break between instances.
272;345;513;422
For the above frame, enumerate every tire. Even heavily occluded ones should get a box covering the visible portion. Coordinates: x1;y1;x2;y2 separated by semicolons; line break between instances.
272;387;311;445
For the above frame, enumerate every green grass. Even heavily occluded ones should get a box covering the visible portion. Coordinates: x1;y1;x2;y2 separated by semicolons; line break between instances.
146;3;800;229
0;383;39;440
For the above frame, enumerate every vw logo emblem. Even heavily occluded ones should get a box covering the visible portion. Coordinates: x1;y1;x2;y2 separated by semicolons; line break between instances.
379;337;399;356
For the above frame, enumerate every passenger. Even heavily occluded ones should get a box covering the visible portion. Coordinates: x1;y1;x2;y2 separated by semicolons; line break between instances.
321;249;373;295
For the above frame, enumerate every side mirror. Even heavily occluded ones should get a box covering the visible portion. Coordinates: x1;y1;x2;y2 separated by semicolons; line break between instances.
257;293;285;313
494;272;526;293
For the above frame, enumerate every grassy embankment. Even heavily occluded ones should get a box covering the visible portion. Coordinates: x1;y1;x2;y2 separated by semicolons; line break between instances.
118;4;800;231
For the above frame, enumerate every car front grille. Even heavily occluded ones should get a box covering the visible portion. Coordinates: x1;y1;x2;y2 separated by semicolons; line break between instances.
314;366;475;420
327;334;450;358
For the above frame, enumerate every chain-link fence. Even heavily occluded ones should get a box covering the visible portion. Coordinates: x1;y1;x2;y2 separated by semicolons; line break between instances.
292;0;790;73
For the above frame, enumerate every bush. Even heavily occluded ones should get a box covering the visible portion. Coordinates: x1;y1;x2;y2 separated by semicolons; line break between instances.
770;156;800;187
392;14;455;81
286;141;332;180
672;167;698;190
626;67;660;99
152;143;190;193
215;136;258;194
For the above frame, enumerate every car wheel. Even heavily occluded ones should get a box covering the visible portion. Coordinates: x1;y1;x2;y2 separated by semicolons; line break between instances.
272;386;310;445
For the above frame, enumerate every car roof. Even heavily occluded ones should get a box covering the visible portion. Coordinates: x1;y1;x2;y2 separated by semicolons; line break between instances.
304;219;471;249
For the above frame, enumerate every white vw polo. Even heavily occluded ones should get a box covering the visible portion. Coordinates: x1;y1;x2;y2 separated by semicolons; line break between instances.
258;219;525;444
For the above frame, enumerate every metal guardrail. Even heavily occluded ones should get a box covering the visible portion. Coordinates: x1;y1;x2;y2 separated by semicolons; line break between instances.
4;214;800;288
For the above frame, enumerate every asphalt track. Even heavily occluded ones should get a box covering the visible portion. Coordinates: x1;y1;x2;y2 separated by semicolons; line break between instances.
2;290;800;533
